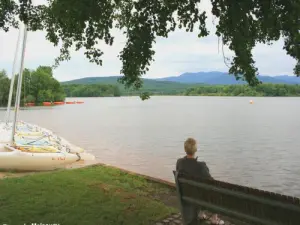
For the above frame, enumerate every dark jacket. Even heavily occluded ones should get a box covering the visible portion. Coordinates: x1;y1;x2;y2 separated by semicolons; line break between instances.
176;156;213;179
176;156;213;225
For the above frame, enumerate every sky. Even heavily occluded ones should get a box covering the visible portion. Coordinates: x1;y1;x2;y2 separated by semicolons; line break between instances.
0;0;297;82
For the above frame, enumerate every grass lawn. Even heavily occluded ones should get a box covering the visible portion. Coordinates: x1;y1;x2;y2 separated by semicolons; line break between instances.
0;165;178;225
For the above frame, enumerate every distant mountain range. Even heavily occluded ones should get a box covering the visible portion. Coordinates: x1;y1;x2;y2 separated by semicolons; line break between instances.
62;71;300;86
62;76;195;94
156;71;300;85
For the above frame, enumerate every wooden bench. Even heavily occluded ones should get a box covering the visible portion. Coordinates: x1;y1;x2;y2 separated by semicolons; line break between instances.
173;171;300;225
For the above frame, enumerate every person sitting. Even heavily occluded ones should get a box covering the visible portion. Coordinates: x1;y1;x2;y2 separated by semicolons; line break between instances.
176;138;224;225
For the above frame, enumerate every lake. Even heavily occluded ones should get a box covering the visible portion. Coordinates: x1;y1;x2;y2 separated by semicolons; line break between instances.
1;96;300;197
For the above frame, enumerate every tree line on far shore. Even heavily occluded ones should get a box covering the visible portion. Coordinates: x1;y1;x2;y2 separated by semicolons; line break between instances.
62;78;300;97
184;84;300;97
0;67;123;107
1;66;300;107
64;82;300;97
0;66;66;106
63;84;121;98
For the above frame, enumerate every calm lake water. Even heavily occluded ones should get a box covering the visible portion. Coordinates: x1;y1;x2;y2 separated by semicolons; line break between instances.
1;96;300;197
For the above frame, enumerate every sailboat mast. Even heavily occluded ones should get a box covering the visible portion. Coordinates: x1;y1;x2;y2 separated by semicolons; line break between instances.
5;28;21;124
10;24;28;145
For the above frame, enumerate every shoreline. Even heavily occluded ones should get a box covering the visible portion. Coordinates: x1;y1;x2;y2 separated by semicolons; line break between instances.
1;95;300;108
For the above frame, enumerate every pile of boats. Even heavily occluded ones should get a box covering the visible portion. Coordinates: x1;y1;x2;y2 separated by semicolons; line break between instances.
0;120;95;171
0;21;95;171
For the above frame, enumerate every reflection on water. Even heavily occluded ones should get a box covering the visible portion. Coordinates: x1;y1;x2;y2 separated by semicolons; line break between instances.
1;96;300;197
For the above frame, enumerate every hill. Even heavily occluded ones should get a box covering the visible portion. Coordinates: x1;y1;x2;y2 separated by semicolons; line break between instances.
62;76;120;85
156;72;300;85
62;76;196;95
61;75;300;97
62;72;300;88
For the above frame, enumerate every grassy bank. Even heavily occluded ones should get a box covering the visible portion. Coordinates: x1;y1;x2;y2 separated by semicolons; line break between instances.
0;165;178;225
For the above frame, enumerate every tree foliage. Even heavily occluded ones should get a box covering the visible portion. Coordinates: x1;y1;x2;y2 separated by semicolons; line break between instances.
63;82;300;97
185;83;300;97
0;70;10;106
63;84;121;97
0;66;66;106
0;0;299;95
20;66;65;103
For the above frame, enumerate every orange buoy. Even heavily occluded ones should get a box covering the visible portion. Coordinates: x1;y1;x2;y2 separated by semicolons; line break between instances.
76;101;84;104
66;101;76;104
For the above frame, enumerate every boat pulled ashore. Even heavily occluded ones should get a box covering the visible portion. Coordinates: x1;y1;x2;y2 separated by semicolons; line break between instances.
0;120;95;171
0;22;95;171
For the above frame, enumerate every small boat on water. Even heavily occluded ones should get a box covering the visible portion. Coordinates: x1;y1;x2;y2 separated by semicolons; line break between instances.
54;102;65;105
41;101;83;105
43;102;52;106
25;102;35;107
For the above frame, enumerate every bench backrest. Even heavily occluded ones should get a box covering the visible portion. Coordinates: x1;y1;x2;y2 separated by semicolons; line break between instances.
173;171;300;225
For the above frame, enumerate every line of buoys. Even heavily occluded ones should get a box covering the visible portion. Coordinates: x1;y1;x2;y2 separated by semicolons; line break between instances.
39;101;85;106
66;101;84;104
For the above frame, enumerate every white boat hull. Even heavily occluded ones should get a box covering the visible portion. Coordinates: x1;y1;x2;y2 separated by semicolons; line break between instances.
0;121;95;171
0;146;80;171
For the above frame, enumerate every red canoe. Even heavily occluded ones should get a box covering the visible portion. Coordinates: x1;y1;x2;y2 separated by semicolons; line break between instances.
54;102;65;105
25;102;35;107
43;102;52;106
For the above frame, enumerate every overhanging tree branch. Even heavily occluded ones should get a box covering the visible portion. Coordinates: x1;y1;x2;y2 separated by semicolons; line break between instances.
1;0;299;98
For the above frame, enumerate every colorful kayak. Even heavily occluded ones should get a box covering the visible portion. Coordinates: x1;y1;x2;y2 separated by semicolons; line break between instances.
16;131;44;136
14;138;53;146
14;145;60;153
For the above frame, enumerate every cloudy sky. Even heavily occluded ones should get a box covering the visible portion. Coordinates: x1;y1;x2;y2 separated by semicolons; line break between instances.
0;0;296;82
